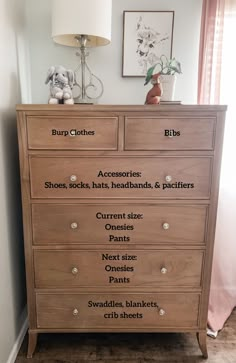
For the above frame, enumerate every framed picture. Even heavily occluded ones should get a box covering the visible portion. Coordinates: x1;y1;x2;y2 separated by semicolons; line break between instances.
122;11;174;77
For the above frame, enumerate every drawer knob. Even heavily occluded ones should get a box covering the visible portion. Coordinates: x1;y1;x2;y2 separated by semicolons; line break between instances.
159;308;165;316
71;267;79;275
71;222;78;229
160;267;168;274
162;222;170;230
165;175;172;182
70;175;77;182
73;308;79;316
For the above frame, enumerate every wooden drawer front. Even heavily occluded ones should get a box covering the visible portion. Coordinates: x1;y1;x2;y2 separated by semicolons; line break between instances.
26;116;118;150
32;204;207;244
34;250;204;288
29;157;212;199
36;293;200;329
125;117;215;150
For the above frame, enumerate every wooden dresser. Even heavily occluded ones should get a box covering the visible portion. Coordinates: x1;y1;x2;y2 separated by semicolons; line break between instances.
16;104;226;358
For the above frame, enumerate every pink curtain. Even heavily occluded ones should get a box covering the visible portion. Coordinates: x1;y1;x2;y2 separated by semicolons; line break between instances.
198;0;236;332
198;0;225;104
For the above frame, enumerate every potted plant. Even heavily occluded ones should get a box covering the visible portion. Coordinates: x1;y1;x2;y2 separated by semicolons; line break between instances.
144;55;182;101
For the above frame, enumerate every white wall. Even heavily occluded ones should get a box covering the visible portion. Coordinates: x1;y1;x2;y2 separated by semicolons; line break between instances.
0;0;28;362
26;0;202;105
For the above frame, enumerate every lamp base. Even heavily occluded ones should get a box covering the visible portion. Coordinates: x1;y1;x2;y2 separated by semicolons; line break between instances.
73;35;104;104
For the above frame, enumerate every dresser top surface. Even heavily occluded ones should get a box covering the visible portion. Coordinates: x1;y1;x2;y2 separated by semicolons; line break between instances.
16;104;227;112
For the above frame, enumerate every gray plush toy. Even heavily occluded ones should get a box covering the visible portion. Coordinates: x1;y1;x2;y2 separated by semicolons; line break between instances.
45;65;74;104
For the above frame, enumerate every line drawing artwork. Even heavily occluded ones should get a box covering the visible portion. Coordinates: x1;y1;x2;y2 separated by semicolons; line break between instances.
136;16;169;75
122;11;174;77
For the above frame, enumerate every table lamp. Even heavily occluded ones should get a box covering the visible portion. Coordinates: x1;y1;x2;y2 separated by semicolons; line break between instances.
52;0;112;103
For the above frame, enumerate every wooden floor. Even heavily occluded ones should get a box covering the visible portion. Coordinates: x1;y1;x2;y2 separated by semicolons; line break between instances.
15;310;236;363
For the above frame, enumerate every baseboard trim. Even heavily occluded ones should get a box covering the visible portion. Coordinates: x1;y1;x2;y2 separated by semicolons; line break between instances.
6;307;28;363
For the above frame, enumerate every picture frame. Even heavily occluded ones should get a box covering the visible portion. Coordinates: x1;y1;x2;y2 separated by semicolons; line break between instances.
122;11;174;77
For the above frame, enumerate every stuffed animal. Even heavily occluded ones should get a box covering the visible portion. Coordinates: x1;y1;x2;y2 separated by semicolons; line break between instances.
145;73;163;104
45;65;74;104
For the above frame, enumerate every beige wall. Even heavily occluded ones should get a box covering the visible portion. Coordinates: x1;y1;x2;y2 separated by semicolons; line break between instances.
0;1;28;362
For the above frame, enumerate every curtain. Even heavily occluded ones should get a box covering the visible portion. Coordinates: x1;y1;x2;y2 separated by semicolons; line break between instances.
198;0;236;332
198;0;225;104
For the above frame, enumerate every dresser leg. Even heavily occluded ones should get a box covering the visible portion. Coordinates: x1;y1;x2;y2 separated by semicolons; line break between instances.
197;332;208;359
27;331;38;358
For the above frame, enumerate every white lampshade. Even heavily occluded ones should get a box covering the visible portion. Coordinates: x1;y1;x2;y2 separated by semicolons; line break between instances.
52;0;112;47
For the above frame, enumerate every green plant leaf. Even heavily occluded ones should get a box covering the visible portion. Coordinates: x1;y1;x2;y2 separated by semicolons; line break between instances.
175;61;182;73
144;55;182;86
144;65;156;85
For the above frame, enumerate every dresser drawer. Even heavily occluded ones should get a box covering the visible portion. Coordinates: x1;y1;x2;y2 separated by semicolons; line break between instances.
36;293;200;329
125;117;215;150
26;116;118;150
29;157;212;199
32;204;207;244
34;250;204;288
